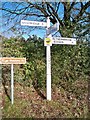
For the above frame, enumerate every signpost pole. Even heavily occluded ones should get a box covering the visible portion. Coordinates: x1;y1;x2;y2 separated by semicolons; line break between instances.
46;17;51;100
11;64;14;104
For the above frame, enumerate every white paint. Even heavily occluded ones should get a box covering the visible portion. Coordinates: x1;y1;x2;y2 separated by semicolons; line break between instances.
46;17;51;100
11;64;14;104
46;22;59;35
21;20;47;27
52;37;76;45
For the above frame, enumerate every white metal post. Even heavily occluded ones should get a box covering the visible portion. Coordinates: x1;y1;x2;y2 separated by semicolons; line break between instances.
11;64;14;104
46;17;51;100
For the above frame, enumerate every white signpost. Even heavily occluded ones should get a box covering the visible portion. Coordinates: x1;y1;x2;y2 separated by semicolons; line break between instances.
21;18;52;100
0;57;26;104
21;18;76;101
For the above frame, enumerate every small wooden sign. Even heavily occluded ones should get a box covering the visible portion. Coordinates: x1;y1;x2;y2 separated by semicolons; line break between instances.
0;57;26;64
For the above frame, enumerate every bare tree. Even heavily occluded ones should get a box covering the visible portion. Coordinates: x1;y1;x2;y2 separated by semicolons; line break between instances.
1;1;90;37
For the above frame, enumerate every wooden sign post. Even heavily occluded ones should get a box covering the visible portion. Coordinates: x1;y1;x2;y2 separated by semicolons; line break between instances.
0;57;26;104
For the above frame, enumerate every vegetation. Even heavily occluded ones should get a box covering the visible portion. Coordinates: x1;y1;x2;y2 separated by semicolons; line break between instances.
1;35;89;118
2;36;89;87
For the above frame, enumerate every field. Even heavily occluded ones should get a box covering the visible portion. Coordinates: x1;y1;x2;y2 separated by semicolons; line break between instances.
2;79;88;119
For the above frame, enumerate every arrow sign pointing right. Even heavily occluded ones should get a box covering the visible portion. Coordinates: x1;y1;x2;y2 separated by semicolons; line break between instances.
52;37;76;45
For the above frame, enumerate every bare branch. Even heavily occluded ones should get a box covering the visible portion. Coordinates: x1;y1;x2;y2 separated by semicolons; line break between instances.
75;1;90;22
1;2;89;37
46;2;64;26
